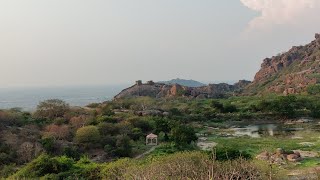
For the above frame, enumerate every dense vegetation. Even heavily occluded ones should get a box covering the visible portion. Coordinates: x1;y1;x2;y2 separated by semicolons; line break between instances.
1;94;320;178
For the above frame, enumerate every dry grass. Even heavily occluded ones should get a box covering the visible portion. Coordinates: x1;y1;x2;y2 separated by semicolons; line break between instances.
103;151;266;180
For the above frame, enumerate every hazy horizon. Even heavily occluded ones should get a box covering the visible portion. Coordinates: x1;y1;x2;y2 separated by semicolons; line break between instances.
1;0;320;88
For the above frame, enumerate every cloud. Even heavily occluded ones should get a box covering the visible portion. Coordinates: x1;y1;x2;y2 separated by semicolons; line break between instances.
240;0;320;31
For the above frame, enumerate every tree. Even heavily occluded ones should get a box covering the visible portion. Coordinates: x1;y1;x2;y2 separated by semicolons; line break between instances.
75;126;100;144
222;104;237;113
170;125;197;147
114;135;132;157
307;84;320;95
98;122;119;136
154;117;171;141
34;99;70;120
210;100;224;112
40;137;55;154
271;96;297;118
43;124;70;140
69;115;88;129
309;101;320;118
127;117;152;133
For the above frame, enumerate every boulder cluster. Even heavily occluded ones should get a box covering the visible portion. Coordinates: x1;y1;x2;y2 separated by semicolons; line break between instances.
256;148;302;165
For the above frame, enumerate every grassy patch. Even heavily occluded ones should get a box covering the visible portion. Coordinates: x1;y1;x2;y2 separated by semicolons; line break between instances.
298;158;320;168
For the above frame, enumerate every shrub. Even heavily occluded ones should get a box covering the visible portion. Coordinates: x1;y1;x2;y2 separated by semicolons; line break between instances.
170;125;198;147
75;126;100;144
222;103;238;113
101;158;133;179
214;146;251;161
102;152;263;179
98;122;119;136
40;137;55;154
307;84;320;95
33;99;70;120
11;154;74;178
114;135;132;157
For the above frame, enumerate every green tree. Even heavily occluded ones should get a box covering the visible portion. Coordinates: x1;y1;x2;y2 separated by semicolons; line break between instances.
222;103;237;113
40;137;55;154
307;84;320;95
170;125;197;147
271;95;297;118
114;135;132;157
154;117;171;141
75;126;100;144
210;100;224;112
309;101;320;118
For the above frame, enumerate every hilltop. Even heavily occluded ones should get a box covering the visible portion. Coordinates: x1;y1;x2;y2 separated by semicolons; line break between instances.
114;80;251;99
158;78;206;87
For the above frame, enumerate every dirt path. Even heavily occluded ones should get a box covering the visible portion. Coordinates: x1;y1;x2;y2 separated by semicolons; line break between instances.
134;146;158;159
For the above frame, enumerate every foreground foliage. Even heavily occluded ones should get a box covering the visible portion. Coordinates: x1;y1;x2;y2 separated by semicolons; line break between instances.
2;94;320;178
11;152;266;180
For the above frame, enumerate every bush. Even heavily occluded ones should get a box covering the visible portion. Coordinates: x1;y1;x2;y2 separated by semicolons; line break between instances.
307;84;320;95
114;135;132;157
40;137;55;154
0;164;16;178
102;152;263;179
214;146;251;161
63;146;81;160
222;103;238;113
11;155;101;179
98;122;119;136
127;117;153;133
11;154;74;178
170;125;198;147
101;158;133;179
210;100;224;112
33;99;70;120
75;126;100;144
271;96;297;118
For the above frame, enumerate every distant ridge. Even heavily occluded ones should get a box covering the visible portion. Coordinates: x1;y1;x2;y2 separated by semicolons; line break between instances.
114;80;251;99
158;78;206;87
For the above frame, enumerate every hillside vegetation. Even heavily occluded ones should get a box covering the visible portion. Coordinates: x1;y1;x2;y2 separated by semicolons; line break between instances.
1;94;320;178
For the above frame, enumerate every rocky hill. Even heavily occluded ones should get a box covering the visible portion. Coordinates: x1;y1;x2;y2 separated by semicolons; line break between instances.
115;33;320;98
158;78;205;87
114;80;251;99
246;33;320;95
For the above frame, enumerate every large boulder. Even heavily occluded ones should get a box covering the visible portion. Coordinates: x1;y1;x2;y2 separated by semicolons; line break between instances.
287;152;302;162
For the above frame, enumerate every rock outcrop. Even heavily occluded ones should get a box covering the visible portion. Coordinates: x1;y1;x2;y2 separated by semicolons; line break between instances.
256;148;303;165
114;80;251;99
247;33;320;95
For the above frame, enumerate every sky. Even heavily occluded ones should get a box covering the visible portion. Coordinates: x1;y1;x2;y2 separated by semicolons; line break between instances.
1;0;320;87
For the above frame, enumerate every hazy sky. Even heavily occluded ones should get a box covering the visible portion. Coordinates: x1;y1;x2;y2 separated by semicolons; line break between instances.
1;0;320;87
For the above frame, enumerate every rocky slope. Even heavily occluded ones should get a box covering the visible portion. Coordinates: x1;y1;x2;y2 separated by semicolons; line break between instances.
246;33;320;95
114;80;251;99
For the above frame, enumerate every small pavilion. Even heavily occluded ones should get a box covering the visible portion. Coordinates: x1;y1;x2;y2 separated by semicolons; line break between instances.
146;133;158;145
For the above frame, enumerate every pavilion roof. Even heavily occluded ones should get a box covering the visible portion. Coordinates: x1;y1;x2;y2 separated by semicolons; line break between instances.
146;133;158;138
